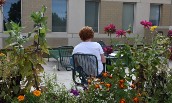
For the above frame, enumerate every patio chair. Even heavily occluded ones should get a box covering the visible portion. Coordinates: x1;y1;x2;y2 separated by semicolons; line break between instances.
58;46;74;71
48;46;73;71
72;54;99;86
48;48;60;70
97;40;106;48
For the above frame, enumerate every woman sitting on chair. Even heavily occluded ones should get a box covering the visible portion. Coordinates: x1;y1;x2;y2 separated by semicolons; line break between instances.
72;26;106;77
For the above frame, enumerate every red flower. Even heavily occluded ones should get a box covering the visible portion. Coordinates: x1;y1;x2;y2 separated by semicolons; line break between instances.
116;30;126;37
119;98;126;103
0;0;5;7
167;30;172;38
104;24;116;34
103;46;113;55
140;20;152;28
133;97;139;103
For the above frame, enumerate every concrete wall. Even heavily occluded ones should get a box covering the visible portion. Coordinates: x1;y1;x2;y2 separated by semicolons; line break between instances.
68;0;85;46
68;0;85;34
161;4;172;26
134;2;150;37
99;1;123;34
22;0;51;33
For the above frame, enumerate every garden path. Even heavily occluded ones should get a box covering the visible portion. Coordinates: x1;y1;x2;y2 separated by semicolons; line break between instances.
42;58;74;90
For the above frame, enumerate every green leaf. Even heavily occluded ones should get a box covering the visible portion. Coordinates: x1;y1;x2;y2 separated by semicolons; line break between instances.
41;5;47;13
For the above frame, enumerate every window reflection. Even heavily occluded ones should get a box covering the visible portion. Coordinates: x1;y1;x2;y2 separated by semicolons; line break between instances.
122;3;134;31
150;4;161;26
85;0;99;32
52;0;67;32
3;0;21;31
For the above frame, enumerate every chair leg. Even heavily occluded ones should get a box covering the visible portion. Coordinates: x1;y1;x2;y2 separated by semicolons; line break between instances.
66;67;72;71
57;60;60;71
48;55;50;62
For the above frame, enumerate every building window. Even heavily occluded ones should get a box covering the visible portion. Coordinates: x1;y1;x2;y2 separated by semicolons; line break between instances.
85;0;99;32
3;0;21;31
52;0;67;32
150;4;161;26
122;3;134;31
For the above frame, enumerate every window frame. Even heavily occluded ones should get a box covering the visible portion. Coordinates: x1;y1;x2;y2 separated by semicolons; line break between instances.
85;0;100;33
149;4;161;26
122;2;135;32
2;0;22;31
52;0;68;33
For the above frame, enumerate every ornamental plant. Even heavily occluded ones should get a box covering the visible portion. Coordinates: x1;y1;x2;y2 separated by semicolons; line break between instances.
104;24;116;37
0;5;48;102
150;26;158;32
168;30;172;38
103;46;113;55
140;20;152;28
0;0;5;7
116;29;126;37
78;20;172;103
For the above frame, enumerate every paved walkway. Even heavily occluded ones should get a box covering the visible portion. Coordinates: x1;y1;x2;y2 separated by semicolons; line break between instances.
42;58;73;89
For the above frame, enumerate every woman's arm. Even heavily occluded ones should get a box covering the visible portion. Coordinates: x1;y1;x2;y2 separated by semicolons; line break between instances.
100;54;106;63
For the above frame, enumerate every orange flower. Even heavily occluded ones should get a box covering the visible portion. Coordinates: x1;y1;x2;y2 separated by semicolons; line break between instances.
17;95;25;101
102;72;108;77
87;79;91;84
119;98;126;103
100;82;104;84
33;90;41;96
119;84;125;89
94;84;100;89
130;84;135;89
133;97;139;103
119;79;125;84
105;83;111;88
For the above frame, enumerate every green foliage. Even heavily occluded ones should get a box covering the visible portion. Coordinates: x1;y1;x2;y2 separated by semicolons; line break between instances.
76;29;172;103
0;5;48;102
31;5;49;54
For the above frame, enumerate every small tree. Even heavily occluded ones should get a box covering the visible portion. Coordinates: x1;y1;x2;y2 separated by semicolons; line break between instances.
0;5;48;102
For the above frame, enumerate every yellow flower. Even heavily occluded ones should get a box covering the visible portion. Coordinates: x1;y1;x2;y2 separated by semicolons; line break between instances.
150;26;157;31
33;90;41;96
17;95;25;101
0;53;5;56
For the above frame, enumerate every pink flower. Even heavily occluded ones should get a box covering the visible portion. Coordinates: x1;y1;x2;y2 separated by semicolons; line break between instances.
168;30;172;37
140;20;152;28
104;24;116;34
116;29;126;37
70;89;79;96
103;46;113;55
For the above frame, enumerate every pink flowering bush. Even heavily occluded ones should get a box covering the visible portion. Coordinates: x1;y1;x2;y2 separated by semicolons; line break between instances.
140;20;152;28
168;30;172;38
104;24;116;36
116;29;126;37
103;46;113;55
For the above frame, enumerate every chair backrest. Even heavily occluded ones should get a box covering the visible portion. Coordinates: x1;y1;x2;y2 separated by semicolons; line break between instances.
97;40;106;48
58;46;74;68
72;54;98;85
